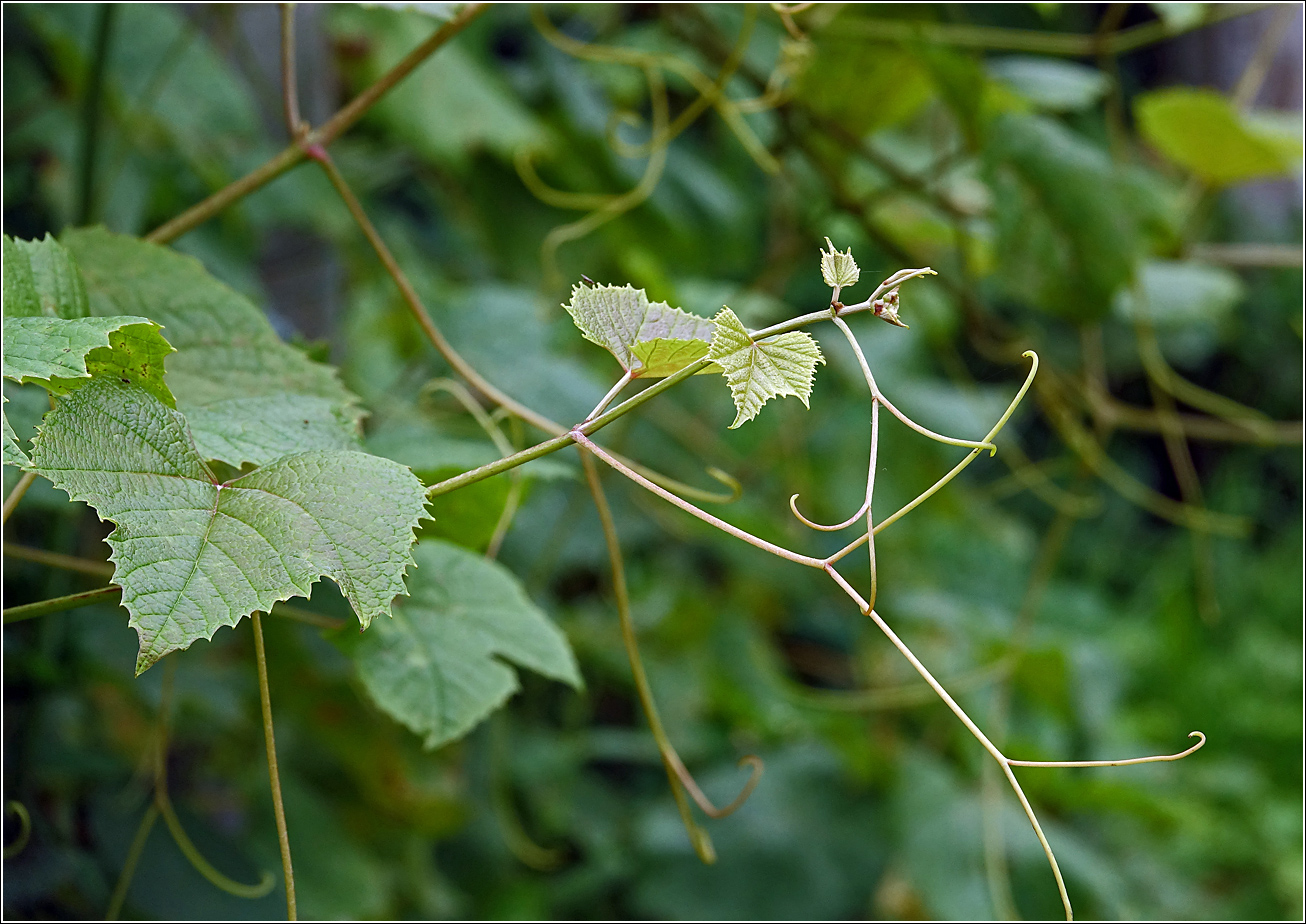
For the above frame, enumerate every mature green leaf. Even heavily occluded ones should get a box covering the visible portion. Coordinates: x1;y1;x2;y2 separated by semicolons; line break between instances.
987;57;1109;112
565;282;716;377
3;232;90;319
1135;88;1302;185
63;228;363;467
3;236;40;317
3;316;175;406
3;234;90;319
2;397;28;469
354;538;581;749
30;379;428;674
709;307;824;429
1114;260;1244;327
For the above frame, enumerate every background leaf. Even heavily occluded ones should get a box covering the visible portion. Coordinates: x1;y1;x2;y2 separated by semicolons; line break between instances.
1135;88;1303;185
353;538;581;749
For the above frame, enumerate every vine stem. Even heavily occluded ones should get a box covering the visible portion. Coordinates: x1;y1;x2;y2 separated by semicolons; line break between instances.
145;3;488;245
424;279;939;500
822;563;1075;920
106;805;160;919
574;430;824;568
2;471;37;523
251;611;296;920
279;3;306;141
580;450;762;860
3;585;120;623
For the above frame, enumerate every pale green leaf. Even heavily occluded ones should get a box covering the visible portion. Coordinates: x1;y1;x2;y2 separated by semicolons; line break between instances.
627;338;716;378
564;282;716;377
1135;88;1302;186
30;379;428;674
354;538;581;749
2;234;89;319
819;237;860;289
709;307;825;429
64;228;363;467
2;316;175;407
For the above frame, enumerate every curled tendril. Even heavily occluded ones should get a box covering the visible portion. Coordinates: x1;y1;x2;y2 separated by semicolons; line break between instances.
667;752;765;819
1007;731;1207;768
4;801;31;859
789;493;869;531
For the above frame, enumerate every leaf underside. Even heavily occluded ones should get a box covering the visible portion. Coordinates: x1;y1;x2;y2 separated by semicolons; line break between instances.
565;283;716;377
709;307;825;428
31;379;428;674
354;538;581;749
64;228;364;467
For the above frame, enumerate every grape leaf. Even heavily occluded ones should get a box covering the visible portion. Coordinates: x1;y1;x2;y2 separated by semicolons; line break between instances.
353;538;581;749
3;316;176;406
628;338;714;378
709;307;825;429
2;397;27;468
63;228;364;467
564;282;717;378
1136;88;1302;186
3;234;89;319
820;237;860;290
30;379;428;674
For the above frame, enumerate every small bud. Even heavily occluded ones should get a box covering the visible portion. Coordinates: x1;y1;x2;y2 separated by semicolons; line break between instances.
872;289;908;328
820;237;860;290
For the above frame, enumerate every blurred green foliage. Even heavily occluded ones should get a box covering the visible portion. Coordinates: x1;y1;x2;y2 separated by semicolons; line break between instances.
3;3;1301;920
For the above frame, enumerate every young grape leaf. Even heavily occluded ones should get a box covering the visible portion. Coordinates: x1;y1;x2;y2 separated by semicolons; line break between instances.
3;316;176;406
564;282;716;378
709;307;825;429
353;538;581;749
820;237;860;290
3;234;90;319
30;379;428;675
63;228;364;467
628;338;714;378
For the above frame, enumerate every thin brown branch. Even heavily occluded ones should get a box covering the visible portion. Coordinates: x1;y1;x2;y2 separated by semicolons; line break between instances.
145;3;488;244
